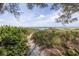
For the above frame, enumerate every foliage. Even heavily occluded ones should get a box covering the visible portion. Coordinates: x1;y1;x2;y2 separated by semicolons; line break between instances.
65;48;79;56
32;30;65;47
32;28;79;56
0;26;29;56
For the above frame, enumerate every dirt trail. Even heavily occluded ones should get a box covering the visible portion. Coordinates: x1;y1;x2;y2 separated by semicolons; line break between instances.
27;32;46;56
27;32;40;56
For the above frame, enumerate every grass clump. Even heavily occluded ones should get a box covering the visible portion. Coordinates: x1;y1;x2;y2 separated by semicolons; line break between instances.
65;48;79;56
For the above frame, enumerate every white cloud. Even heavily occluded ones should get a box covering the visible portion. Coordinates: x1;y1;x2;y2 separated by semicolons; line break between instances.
31;10;60;24
39;15;45;18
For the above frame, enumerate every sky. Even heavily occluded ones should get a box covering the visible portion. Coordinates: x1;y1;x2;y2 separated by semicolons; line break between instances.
0;3;79;27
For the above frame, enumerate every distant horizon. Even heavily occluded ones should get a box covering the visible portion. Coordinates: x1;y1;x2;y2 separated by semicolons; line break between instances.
1;25;79;28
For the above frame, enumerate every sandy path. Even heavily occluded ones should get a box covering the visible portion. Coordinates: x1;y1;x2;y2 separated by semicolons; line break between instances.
27;32;46;56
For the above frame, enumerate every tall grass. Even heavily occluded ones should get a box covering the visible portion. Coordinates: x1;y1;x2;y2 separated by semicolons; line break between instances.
32;28;79;56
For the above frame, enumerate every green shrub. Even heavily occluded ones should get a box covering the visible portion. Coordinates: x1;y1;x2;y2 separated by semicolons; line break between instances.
32;30;64;48
65;49;79;56
32;31;53;47
51;37;63;46
0;26;29;56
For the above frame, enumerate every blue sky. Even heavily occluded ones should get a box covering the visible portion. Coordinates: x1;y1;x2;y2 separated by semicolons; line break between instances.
0;4;79;27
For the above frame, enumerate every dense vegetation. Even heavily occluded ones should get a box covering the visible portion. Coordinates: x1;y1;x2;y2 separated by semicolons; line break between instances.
0;26;79;56
32;28;79;56
0;26;29;56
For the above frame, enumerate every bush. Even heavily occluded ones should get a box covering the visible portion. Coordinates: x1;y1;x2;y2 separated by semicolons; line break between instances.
32;31;53;47
51;37;63;46
32;30;64;48
0;26;29;56
65;49;79;56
